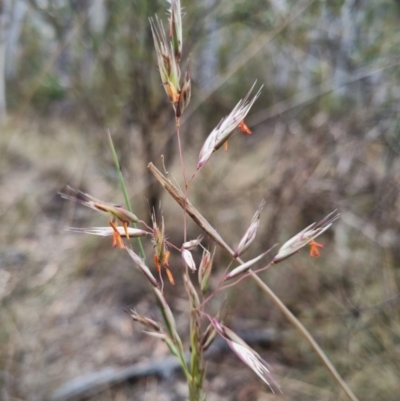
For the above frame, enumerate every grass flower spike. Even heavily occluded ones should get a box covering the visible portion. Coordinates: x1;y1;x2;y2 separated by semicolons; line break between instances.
59;186;139;226
210;318;281;393
59;186;139;249
182;235;203;250
198;247;215;293
150;16;181;104
130;309;161;332
177;66;191;117
225;246;275;281
197;83;262;170
182;249;196;271
150;1;190;118
234;199;265;258
65;226;148;238
152;213;174;284
197;129;219;170
273;210;340;263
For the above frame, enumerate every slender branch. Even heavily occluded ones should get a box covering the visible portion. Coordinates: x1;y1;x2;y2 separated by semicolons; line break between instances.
148;162;359;401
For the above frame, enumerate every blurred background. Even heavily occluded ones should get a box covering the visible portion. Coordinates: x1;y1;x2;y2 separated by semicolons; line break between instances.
1;0;400;400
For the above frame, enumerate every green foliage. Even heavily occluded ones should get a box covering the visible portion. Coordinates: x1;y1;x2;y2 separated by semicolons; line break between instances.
32;73;65;111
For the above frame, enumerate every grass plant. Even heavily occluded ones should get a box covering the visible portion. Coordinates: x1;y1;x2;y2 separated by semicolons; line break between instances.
59;2;360;400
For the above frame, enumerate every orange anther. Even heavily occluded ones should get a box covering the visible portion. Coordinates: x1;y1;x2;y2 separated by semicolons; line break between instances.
239;120;252;135
109;220;125;249
165;268;175;285
122;221;130;239
154;254;161;272
309;240;324;257
163;251;170;267
112;232;118;248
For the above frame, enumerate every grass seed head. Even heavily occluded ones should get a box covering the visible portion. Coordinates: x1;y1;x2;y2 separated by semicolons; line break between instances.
130;309;161;332
213;83;262;151
198;247;215;293
176;66;191;117
196;83;262;170
152;214;168;267
210;318;281;393
65;226;148;238
150;16;181;106
59;186;139;224
234;199;266;258
182;249;196;271
197;128;219;170
273;210;340;263
225;250;271;281
182;235;203;250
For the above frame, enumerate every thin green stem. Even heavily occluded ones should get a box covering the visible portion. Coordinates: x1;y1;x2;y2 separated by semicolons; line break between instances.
107;130;146;260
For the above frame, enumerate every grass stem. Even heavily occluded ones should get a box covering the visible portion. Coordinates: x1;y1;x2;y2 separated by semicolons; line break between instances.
108;130;146;260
